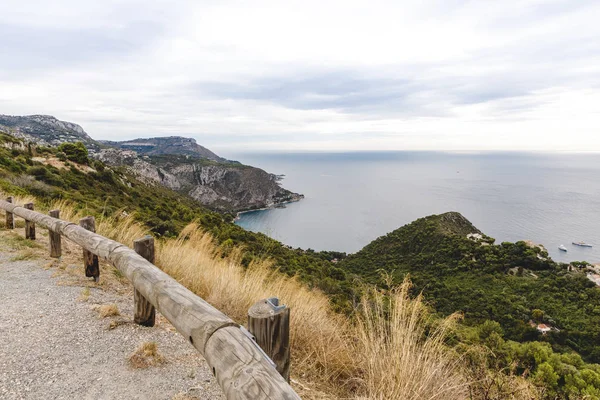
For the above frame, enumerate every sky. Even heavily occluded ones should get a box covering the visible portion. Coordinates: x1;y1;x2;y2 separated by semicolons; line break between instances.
1;0;599;152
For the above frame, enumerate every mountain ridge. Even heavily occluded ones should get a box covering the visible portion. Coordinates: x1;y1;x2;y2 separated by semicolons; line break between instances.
0;114;302;211
0;114;98;150
100;136;224;161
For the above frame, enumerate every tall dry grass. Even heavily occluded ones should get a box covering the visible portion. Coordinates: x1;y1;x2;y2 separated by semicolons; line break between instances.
157;224;355;395
355;279;468;399
1;193;471;399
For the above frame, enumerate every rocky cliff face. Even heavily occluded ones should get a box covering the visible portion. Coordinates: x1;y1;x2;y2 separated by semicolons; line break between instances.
97;149;302;211
0;115;99;150
96;149;302;211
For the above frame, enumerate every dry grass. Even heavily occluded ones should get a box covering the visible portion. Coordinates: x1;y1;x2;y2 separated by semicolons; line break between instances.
78;287;91;302
0;193;471;399
157;224;355;395
129;341;165;369
354;278;468;399
3;234;43;250
172;393;200;400
98;304;120;318
10;248;39;261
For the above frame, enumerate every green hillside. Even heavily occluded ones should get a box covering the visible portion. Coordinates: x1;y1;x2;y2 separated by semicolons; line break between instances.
0;134;355;309
341;212;600;362
3;134;600;397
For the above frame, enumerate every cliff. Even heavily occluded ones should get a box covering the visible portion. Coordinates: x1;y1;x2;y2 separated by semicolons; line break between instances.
97;149;302;211
0;114;302;211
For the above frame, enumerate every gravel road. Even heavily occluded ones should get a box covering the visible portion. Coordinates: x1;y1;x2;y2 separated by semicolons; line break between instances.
0;232;223;400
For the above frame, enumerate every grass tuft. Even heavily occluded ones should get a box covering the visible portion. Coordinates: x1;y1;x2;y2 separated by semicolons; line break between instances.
129;341;165;368
78;287;90;302
10;249;39;261
354;277;468;399
98;304;120;318
4;234;43;250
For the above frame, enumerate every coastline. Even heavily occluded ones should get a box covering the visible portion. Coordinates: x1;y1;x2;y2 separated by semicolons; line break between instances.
233;194;304;223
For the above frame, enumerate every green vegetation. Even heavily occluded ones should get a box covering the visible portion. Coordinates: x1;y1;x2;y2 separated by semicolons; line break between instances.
0;139;355;309
460;321;600;399
57;142;89;164
341;212;600;397
2;135;599;397
148;153;246;169
341;213;600;361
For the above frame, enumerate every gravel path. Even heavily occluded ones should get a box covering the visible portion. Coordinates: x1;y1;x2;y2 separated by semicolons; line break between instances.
0;232;223;400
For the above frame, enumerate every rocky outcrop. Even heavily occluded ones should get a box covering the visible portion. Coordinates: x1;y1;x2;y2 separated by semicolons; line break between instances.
96;149;302;212
96;148;182;190
0;115;99;151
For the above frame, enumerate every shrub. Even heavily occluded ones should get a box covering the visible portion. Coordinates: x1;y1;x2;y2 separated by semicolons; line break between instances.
57;142;89;164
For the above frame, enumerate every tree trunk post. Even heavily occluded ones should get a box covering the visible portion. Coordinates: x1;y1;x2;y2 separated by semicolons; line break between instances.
133;235;156;327
48;210;61;258
79;216;99;281
5;196;14;229
248;297;291;382
24;203;36;240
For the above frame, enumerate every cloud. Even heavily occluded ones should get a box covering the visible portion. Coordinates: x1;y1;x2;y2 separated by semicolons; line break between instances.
0;21;162;76
0;0;599;152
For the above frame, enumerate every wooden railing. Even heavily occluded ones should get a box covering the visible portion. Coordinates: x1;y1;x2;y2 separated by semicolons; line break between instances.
0;198;299;400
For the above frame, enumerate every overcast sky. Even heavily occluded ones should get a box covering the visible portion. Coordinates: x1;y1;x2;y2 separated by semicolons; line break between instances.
1;0;599;152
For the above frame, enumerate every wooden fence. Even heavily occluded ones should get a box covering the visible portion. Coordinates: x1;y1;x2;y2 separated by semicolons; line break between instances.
0;198;299;400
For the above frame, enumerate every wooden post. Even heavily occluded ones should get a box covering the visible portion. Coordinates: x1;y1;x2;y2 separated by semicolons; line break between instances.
133;236;156;327
24;203;36;240
79;216;99;281
248;297;291;382
49;210;61;258
5;196;14;229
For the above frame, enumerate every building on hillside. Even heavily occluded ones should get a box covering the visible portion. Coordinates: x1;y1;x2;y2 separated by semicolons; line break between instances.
587;272;600;286
536;324;552;334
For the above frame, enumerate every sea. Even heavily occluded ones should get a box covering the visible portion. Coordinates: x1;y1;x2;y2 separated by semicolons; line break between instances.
224;151;600;264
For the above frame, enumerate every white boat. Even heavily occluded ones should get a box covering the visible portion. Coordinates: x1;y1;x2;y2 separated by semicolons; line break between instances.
572;242;593;248
559;245;568;252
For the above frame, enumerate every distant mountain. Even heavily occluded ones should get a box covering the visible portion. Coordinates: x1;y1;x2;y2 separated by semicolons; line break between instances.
0;114;99;150
0;114;302;211
97;137;301;211
100;137;224;162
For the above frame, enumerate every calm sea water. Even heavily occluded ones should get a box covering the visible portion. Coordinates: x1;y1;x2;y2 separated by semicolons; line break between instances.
225;152;600;264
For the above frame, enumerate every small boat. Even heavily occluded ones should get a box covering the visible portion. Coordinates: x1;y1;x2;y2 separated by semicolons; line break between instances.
572;242;593;248
559;245;568;252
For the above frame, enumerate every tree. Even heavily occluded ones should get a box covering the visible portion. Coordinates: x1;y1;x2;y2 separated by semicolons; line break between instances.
535;362;559;395
532;309;544;322
57;142;88;165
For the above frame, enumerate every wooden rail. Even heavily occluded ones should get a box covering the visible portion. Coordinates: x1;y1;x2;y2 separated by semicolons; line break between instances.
0;199;300;400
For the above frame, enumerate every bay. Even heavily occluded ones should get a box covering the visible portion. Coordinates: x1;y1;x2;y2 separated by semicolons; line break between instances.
225;151;600;264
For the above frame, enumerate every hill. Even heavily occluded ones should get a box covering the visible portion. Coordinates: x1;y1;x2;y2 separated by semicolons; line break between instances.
0;114;99;150
100;136;224;161
340;212;600;362
0;115;303;212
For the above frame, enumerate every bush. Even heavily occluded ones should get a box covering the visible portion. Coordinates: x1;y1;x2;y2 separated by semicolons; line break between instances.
57;142;89;164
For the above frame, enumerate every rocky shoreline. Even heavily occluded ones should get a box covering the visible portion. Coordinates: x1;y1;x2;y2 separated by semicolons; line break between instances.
233;194;305;222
